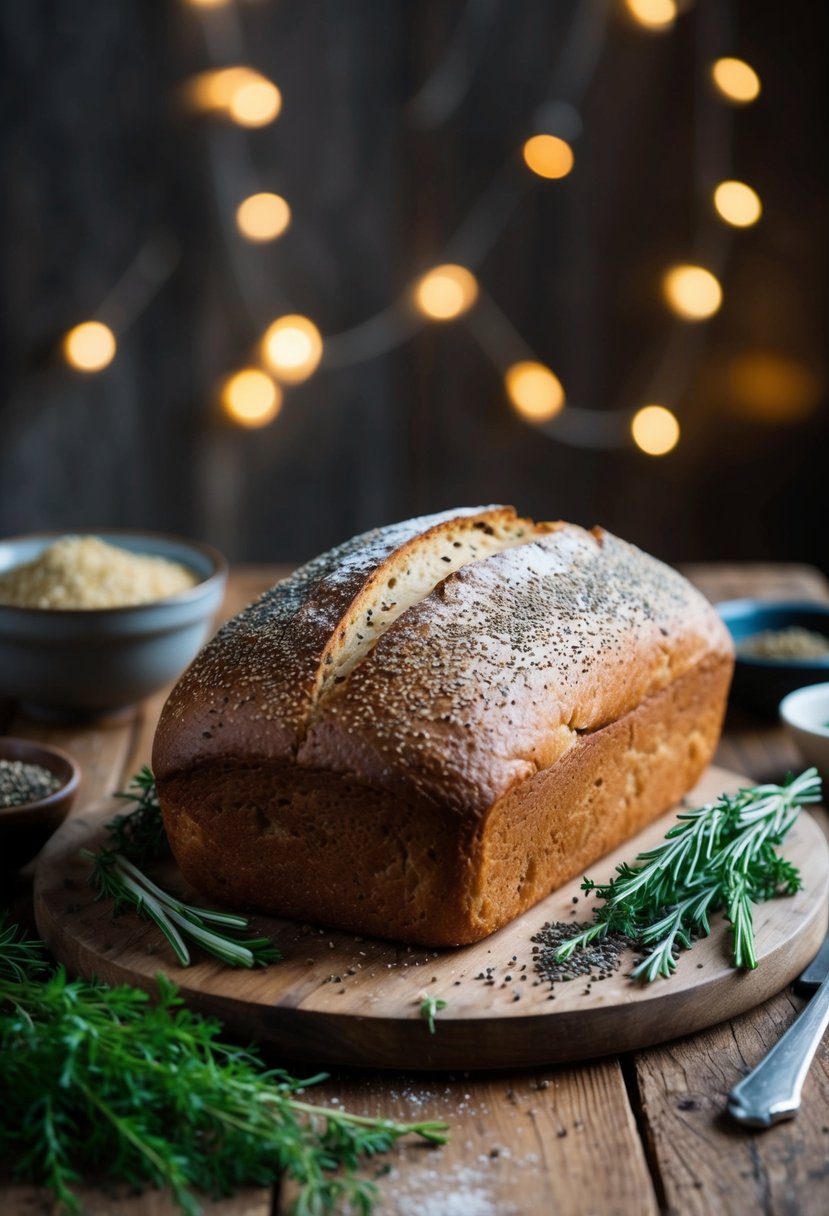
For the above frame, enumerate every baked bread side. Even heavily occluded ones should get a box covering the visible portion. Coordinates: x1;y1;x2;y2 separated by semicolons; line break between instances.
155;517;734;946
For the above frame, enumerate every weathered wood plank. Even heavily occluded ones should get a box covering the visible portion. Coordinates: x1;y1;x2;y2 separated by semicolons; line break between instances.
278;1063;659;1216
633;988;829;1216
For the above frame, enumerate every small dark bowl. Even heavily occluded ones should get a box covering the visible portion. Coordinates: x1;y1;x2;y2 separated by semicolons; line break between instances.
0;737;80;870
716;600;829;718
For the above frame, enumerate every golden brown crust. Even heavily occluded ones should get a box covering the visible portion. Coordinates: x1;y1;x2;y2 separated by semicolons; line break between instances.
153;505;516;781
154;510;735;946
159;651;732;945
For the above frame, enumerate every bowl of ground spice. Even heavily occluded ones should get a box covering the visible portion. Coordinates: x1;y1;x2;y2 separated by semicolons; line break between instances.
716;599;829;717
0;532;227;721
0;737;80;870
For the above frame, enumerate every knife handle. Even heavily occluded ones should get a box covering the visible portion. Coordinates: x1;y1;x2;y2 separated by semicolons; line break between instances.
727;970;829;1128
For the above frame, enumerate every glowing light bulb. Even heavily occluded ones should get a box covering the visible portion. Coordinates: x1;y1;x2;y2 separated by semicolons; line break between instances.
711;57;761;104
625;0;677;31
663;264;722;321
262;315;323;382
522;134;574;180
413;265;479;320
236;193;291;242
187;67;257;112
727;351;822;423
713;180;762;227
62;322;117;372
505;362;565;422
221;369;282;428
228;78;281;127
631;405;680;455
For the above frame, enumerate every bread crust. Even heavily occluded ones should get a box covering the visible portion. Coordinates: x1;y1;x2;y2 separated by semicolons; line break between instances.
157;651;732;945
154;512;735;946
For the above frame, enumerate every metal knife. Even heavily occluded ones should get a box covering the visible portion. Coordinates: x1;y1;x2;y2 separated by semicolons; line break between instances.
727;931;829;1128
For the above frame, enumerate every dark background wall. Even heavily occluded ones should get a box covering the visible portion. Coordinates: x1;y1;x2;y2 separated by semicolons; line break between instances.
0;0;826;570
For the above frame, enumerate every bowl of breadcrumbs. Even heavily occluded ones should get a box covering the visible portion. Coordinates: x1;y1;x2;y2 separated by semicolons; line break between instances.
0;532;226;720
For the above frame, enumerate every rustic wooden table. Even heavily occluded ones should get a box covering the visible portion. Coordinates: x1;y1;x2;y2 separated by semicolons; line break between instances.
3;563;829;1216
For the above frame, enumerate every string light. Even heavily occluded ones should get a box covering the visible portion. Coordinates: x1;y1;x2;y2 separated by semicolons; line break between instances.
414;265;479;320
221;369;282;427
624;0;677;32
186;68;281;127
711;57;761;104
663;264;722;321
236;193;291;242
228;78;281;127
727;352;821;423
631;405;680;455
262;315;323;382
522;134;574;180
505;362;565;422
62;322;117;372
713;180;762;228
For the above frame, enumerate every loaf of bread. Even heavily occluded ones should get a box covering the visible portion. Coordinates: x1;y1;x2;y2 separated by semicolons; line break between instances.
153;506;734;946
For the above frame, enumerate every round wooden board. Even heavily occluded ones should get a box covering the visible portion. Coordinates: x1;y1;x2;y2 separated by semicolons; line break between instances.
34;766;829;1071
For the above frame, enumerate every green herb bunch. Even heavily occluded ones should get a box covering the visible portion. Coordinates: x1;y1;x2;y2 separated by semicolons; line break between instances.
555;769;821;981
85;768;279;969
0;920;448;1215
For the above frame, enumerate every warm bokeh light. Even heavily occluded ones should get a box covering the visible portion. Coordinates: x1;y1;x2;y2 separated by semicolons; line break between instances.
184;0;230;8
727;351;822;423
713;180;762;227
522;134;574;180
631;405;680;455
505;361;565;422
624;0;677;31
221;369;282;428
236;193;291;242
663;264;722;321
262;315;323;382
62;322;117;372
228;79;282;127
711;57;761;104
186;68;281;127
187;67;257;111
413;265;479;320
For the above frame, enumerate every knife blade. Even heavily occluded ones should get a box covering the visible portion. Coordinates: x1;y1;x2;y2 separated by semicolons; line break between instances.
794;928;829;993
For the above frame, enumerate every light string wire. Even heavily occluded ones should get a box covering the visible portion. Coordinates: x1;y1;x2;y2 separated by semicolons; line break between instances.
56;0;759;457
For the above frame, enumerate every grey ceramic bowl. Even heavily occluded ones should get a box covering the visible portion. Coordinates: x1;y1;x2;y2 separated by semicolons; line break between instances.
0;531;227;721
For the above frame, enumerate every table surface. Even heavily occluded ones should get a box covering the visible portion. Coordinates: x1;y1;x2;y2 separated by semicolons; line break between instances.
3;561;829;1216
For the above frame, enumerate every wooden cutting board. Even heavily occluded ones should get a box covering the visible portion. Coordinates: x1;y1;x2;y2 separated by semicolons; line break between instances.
34;766;829;1071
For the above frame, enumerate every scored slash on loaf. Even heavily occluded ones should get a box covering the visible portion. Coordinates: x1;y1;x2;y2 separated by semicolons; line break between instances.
153;506;734;946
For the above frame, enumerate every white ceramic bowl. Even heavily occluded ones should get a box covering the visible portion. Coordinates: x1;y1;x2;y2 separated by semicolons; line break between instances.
779;682;829;780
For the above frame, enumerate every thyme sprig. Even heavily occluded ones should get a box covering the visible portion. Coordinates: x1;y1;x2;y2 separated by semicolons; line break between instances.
85;768;280;969
555;769;820;981
0;918;448;1214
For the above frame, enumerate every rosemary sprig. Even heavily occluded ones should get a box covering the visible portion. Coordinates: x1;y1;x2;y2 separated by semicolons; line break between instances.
85;768;280;968
418;992;447;1034
555;769;820;981
83;848;280;968
0;918;448;1214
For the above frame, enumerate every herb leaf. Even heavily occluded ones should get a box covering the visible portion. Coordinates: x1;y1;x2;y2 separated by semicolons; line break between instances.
555;769;821;981
0;920;448;1214
419;992;447;1034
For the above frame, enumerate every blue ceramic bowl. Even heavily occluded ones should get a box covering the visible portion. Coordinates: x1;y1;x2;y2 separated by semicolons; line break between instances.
0;531;227;721
716;599;829;718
